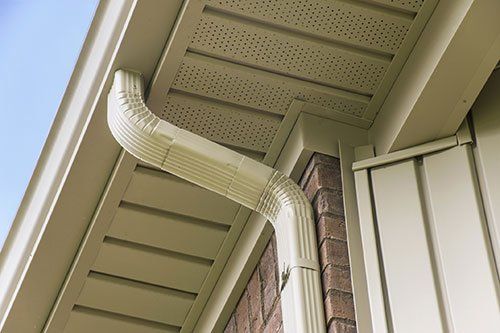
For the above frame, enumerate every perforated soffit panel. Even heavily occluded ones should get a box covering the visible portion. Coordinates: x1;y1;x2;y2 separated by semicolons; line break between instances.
153;0;432;158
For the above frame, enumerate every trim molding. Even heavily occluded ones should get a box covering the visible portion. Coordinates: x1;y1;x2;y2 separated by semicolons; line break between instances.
0;1;184;331
353;120;473;171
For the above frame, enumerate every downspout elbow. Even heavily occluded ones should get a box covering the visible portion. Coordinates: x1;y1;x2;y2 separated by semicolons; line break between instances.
257;173;324;333
107;69;274;209
107;69;175;168
257;173;320;275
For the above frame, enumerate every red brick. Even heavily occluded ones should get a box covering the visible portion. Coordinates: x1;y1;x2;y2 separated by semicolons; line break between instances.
328;320;357;333
303;163;343;201
322;265;352;295
299;153;340;189
259;236;279;319
319;239;350;271
247;268;264;330
313;189;345;218
299;153;336;184
313;153;340;166
235;290;251;333
301;153;340;179
317;214;347;243
324;289;356;322
299;162;314;189
224;315;237;333
262;301;283;333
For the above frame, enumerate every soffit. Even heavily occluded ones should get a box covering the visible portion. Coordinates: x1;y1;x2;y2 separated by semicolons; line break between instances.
63;160;240;332
146;0;438;159
53;0;437;332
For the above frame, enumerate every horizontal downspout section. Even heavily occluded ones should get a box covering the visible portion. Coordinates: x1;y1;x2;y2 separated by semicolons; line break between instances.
107;69;325;332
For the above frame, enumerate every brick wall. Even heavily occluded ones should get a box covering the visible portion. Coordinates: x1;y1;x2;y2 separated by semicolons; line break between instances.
224;235;282;333
224;153;356;333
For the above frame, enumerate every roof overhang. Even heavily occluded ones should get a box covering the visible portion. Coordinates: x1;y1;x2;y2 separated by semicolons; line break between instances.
1;0;499;331
0;1;184;331
370;0;500;153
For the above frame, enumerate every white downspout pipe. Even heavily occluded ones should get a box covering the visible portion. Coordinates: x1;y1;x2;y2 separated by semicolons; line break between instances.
108;69;326;333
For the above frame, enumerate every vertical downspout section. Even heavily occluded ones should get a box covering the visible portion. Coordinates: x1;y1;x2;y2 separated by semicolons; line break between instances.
108;69;326;333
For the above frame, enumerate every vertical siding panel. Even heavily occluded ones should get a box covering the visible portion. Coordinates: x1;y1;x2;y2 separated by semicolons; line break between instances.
353;170;389;333
472;70;500;274
371;160;444;333
423;145;500;332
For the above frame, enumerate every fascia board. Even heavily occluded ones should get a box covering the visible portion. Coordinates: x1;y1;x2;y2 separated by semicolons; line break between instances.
0;1;183;332
370;0;500;154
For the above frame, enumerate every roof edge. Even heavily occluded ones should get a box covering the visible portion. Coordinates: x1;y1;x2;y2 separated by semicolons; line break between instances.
0;1;136;328
0;1;184;331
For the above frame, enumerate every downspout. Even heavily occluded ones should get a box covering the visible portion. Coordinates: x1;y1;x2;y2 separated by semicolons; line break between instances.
107;69;326;333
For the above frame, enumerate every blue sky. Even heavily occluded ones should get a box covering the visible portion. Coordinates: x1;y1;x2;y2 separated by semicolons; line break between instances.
0;1;98;249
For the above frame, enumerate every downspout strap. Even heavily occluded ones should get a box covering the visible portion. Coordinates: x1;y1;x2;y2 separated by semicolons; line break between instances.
290;258;320;271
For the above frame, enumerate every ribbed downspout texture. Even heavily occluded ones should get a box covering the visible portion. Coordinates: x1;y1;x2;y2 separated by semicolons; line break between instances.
108;69;326;333
257;173;324;332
